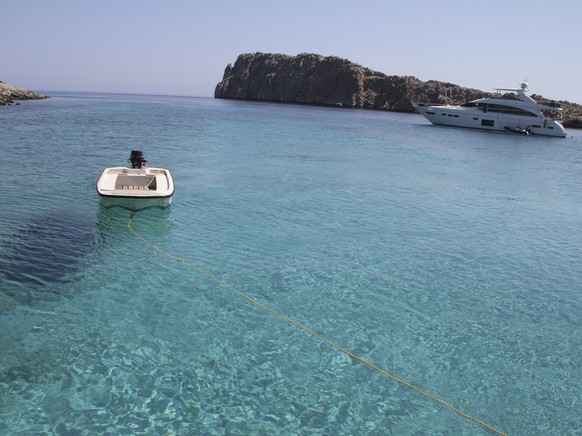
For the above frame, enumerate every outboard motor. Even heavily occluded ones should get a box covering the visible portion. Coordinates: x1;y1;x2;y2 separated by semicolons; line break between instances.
129;149;147;169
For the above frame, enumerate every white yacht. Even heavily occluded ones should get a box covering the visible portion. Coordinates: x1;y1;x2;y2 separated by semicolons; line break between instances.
97;150;174;210
414;82;566;137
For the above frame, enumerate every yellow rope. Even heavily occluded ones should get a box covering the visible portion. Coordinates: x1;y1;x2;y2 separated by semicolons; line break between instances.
128;217;507;435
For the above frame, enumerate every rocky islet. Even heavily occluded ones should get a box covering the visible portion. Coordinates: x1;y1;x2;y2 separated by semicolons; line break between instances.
215;52;582;129
0;81;48;106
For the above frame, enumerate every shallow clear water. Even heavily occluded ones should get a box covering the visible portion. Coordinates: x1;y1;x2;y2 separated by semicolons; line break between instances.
1;93;581;435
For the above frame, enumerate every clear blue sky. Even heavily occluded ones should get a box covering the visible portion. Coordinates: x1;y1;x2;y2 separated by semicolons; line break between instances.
3;0;581;103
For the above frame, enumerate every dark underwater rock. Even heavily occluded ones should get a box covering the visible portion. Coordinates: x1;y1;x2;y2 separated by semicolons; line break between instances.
0;211;97;301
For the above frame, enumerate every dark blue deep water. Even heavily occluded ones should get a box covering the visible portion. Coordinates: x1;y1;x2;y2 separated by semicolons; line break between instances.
1;93;581;435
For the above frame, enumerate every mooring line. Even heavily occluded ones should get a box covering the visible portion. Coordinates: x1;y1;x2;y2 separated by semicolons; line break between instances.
127;216;506;435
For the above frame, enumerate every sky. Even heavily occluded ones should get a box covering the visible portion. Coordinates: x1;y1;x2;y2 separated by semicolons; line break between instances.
3;0;582;103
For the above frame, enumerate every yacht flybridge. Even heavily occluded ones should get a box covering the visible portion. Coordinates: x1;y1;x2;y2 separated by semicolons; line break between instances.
414;82;566;137
97;150;174;210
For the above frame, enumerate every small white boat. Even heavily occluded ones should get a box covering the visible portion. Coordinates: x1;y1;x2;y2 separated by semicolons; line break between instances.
97;150;174;210
414;81;567;137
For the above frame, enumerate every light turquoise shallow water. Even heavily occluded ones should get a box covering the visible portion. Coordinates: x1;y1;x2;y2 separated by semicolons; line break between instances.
1;93;581;435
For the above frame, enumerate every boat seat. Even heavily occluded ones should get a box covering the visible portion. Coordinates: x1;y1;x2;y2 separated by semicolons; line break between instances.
120;185;150;190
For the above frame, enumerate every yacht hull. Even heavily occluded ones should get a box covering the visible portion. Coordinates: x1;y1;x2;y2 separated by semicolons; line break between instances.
414;105;566;137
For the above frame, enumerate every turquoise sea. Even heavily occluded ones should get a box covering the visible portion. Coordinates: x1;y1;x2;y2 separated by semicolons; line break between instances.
1;92;581;435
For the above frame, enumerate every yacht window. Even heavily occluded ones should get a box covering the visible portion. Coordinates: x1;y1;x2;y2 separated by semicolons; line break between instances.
481;119;494;127
426;111;435;115
487;104;537;117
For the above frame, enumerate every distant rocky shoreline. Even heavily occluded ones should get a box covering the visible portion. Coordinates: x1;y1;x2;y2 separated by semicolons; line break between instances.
215;53;582;129
0;81;48;105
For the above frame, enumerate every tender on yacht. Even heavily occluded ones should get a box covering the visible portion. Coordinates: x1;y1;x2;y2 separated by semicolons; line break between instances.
414;82;566;137
97;150;174;210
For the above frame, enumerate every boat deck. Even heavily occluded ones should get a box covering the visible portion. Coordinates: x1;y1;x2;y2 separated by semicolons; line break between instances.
114;174;157;190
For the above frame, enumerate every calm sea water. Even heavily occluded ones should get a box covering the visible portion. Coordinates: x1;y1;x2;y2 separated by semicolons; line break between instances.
1;93;581;435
